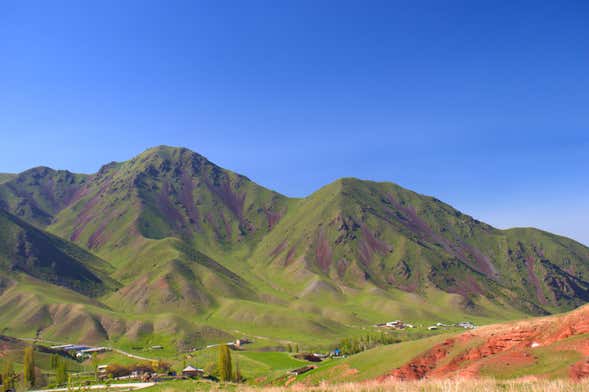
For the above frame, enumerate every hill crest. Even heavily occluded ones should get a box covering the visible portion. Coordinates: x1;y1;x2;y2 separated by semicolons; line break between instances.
1;145;588;347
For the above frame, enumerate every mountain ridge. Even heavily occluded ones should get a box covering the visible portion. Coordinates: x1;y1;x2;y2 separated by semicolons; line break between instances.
1;145;588;347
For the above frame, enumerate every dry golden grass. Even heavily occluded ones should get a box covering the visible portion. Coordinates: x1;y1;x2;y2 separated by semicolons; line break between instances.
228;378;589;392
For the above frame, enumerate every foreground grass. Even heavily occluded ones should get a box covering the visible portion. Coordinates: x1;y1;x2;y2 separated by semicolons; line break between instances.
148;378;589;392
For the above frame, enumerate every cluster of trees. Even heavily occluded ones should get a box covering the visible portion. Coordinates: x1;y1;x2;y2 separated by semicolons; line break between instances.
286;343;301;353
338;333;401;355
1;348;75;391
1;346;36;391
49;354;68;386
0;361;17;392
217;345;241;383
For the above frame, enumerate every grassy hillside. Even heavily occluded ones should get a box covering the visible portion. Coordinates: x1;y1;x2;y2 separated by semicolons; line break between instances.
45;147;293;314
0;208;117;296
0;146;588;349
250;178;589;316
0;167;87;226
274;305;589;385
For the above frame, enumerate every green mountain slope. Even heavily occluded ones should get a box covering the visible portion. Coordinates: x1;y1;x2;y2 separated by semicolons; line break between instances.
49;146;289;252
0;167;87;226
1;146;588;348
45;146;291;314
0;208;117;296
251;178;589;316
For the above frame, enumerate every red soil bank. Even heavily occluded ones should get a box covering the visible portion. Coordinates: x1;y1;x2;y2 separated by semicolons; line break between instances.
378;304;589;381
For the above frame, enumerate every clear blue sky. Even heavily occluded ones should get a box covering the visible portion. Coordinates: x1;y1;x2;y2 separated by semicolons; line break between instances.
1;1;588;245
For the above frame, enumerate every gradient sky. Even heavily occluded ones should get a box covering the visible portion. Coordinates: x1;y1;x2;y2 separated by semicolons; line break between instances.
1;1;588;245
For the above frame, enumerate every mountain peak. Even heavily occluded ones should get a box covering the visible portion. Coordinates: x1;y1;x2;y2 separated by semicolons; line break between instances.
138;145;206;161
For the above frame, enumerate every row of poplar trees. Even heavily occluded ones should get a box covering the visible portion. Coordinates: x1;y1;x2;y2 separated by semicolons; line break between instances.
1;346;35;392
1;346;72;391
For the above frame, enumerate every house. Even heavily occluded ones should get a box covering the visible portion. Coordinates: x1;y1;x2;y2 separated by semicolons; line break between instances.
456;321;476;329
385;320;403;328
76;346;111;359
234;338;252;348
381;320;415;330
294;353;322;362
287;365;316;376
182;366;204;378
97;365;109;379
80;347;110;354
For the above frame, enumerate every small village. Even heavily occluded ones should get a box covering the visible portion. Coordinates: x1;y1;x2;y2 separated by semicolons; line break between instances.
375;319;476;331
0;319;453;391
0;319;478;389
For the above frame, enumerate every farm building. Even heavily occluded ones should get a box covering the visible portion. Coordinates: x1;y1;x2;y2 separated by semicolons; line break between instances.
287;365;316;376
182;366;204;378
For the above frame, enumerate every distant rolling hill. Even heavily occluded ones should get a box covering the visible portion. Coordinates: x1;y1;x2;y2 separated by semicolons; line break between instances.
1;145;588;348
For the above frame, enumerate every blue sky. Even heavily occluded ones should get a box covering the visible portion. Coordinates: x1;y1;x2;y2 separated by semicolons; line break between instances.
1;1;588;245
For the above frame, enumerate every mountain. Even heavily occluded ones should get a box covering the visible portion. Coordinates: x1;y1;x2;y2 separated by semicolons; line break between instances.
1;145;588;347
0;167;87;226
252;178;589;314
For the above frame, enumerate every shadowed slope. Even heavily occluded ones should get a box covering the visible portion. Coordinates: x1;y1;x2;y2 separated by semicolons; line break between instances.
0;208;117;296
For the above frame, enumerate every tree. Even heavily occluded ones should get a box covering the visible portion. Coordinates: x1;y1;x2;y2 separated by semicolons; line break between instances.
91;353;99;382
233;356;242;383
151;360;160;374
1;360;16;392
287;344;292;353
23;346;35;388
217;345;232;382
55;357;67;386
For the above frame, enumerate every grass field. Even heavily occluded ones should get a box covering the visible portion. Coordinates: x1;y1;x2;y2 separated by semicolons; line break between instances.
142;379;589;392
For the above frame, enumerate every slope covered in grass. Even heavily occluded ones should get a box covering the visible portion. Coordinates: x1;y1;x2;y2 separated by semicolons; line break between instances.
250;177;589;317
0;146;588;349
0;208;117;296
0;167;87;226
